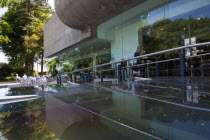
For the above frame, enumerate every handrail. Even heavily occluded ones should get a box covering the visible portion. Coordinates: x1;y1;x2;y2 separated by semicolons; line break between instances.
69;42;210;73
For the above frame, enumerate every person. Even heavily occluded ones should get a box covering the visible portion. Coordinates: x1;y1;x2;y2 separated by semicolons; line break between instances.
22;74;27;81
52;69;58;77
16;74;21;83
34;73;39;78
133;45;145;72
47;73;51;79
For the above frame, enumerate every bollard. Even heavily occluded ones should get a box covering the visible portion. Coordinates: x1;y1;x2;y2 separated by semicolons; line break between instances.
118;65;122;82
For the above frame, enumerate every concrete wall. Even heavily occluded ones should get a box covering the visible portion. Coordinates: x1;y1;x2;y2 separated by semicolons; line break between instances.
44;13;91;57
55;0;145;30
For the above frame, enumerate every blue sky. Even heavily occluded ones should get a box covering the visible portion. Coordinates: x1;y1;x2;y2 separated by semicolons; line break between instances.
0;0;55;63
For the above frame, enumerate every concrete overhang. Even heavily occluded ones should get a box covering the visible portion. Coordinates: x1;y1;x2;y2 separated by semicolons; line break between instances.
55;0;145;30
44;13;94;58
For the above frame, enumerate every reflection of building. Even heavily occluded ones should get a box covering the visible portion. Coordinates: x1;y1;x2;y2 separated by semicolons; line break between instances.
44;0;210;75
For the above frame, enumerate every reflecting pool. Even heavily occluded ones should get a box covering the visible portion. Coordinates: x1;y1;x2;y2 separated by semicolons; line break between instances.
0;78;210;140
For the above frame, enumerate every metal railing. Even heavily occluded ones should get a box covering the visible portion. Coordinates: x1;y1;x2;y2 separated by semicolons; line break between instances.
61;42;210;83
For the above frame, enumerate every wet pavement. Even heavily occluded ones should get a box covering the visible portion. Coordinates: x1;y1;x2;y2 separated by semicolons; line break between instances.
0;77;210;140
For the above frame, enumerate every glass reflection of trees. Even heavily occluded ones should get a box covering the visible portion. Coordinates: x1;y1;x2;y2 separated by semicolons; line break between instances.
0;97;55;139
142;17;210;54
141;17;210;76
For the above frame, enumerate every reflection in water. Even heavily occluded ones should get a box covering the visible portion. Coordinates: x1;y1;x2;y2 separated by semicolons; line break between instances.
60;118;132;140
0;100;55;140
0;81;210;140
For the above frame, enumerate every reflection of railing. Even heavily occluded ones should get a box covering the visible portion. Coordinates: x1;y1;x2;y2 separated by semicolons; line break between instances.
63;42;210;83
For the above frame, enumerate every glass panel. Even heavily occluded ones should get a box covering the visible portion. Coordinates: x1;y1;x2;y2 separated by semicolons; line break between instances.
54;0;210;78
98;15;123;62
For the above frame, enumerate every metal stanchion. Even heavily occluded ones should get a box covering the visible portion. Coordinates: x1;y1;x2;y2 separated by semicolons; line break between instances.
118;65;122;82
100;71;103;82
70;74;73;82
156;63;159;78
57;75;59;85
88;71;91;82
82;73;85;83
180;52;186;77
59;74;62;85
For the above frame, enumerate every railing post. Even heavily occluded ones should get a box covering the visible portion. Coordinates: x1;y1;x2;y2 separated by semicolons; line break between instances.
75;75;77;83
82;73;85;83
59;74;62;85
87;71;91;82
70;74;73;82
86;72;88;82
100;71;103;82
118;65;122;82
57;75;60;85
180;51;186;77
156;63;159;78
122;68;126;81
180;78;187;103
201;56;204;77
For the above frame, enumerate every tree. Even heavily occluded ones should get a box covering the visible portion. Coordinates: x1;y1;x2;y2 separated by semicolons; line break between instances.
0;20;11;44
0;0;52;75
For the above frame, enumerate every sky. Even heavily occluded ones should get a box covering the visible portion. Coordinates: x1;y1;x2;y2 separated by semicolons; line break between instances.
0;0;55;63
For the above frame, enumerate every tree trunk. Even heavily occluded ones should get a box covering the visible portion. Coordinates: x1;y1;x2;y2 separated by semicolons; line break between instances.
31;60;34;75
25;0;30;75
41;50;44;76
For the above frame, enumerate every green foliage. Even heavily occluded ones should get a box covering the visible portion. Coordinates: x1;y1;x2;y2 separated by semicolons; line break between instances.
4;76;15;81
0;63;25;81
0;63;13;80
0;20;12;44
142;17;210;61
0;0;9;7
142;17;210;54
0;0;52;75
47;58;58;74
0;0;20;7
0;97;56;139
13;67;25;77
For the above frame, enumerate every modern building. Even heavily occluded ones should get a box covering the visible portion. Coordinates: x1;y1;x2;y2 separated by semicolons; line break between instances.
44;0;210;77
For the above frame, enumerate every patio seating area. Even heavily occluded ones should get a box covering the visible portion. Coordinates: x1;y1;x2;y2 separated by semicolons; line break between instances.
18;76;49;86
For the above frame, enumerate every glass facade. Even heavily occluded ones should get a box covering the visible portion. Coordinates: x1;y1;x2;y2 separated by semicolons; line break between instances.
98;0;210;60
55;0;210;77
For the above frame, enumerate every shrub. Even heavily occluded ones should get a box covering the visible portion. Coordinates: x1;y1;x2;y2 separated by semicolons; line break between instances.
4;76;16;81
0;64;13;79
13;67;25;77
